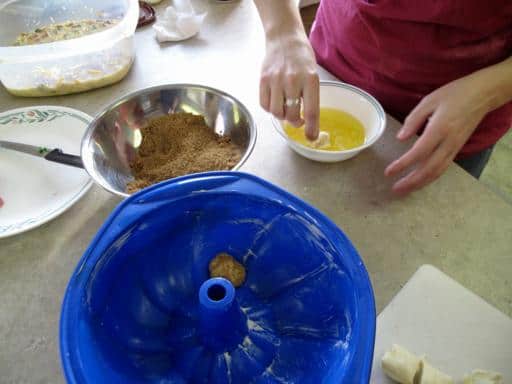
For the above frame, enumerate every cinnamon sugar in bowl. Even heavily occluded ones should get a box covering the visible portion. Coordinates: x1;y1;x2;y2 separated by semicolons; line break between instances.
80;84;257;197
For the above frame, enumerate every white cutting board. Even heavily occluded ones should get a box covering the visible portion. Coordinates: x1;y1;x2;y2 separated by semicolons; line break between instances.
371;265;512;383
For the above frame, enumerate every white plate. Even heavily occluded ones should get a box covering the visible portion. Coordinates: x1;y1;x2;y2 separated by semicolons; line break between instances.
0;106;93;238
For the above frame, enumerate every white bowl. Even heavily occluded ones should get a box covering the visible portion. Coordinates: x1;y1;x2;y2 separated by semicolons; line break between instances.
272;81;386;162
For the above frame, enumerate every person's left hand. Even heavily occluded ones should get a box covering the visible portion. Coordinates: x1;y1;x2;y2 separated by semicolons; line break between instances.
385;76;490;196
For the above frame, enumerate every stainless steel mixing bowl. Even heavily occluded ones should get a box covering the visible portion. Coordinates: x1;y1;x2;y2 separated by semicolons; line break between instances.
81;84;257;197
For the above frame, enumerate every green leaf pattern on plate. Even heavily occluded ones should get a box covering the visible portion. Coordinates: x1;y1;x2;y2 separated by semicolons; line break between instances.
0;109;89;125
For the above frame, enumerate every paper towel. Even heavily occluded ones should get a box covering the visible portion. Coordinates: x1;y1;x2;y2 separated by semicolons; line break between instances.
153;0;206;42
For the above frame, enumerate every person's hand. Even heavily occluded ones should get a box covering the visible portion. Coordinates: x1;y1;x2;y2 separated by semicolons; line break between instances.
260;34;320;140
385;75;491;196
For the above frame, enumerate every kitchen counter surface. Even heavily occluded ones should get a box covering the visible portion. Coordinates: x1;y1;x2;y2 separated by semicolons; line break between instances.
1;1;510;382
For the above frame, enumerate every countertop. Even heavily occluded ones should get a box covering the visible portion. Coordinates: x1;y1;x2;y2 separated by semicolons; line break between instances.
1;1;511;382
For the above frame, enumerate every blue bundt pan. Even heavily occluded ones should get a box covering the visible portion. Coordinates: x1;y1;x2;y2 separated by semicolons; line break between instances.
60;172;376;383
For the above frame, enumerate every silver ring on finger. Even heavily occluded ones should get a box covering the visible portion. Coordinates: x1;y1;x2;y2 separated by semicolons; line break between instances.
284;97;301;108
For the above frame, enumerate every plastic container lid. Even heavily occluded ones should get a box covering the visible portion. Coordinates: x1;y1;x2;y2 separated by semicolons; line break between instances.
60;172;376;383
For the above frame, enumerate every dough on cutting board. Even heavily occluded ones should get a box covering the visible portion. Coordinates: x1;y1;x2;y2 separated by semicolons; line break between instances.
382;344;453;384
382;344;422;384
463;370;503;384
420;360;453;384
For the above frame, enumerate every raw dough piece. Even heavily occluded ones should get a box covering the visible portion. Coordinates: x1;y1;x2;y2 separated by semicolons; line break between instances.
420;360;453;384
382;344;422;384
463;370;503;384
382;344;453;384
311;131;330;149
209;253;246;287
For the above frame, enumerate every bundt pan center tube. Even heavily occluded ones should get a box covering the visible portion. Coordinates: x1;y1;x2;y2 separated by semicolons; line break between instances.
199;277;248;352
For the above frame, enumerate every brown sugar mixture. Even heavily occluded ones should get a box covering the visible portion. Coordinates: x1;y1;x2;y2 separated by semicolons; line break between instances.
127;113;241;193
209;253;246;287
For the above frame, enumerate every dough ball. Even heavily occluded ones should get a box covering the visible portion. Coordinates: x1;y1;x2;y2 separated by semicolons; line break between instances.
382;344;421;384
209;253;246;287
311;131;330;149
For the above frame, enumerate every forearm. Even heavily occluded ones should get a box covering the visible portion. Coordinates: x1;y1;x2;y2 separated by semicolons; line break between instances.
254;0;320;138
253;0;307;43
467;56;512;114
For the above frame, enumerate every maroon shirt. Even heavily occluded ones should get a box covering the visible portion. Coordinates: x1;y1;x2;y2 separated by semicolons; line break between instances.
310;0;512;157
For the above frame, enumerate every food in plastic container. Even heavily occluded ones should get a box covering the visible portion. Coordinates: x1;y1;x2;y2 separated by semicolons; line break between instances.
0;0;139;97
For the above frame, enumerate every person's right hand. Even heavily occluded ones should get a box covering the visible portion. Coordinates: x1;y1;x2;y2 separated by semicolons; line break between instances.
259;34;320;140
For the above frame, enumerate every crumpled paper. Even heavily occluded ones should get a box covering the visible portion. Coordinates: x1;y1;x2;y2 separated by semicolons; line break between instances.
153;0;206;42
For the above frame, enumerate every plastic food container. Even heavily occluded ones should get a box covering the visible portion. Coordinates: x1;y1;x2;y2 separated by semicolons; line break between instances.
0;0;138;97
60;172;376;383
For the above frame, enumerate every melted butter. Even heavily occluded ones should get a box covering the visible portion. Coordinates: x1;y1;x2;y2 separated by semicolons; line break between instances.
284;108;365;151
